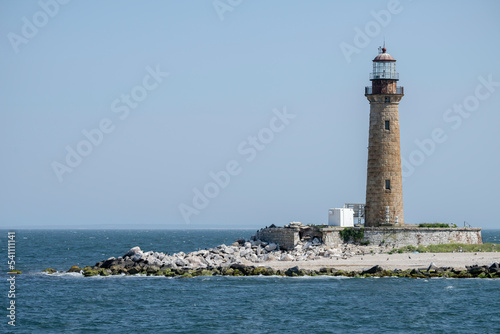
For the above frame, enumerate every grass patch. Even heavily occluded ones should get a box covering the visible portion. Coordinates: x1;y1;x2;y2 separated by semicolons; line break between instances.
307;224;329;229
339;228;365;244
391;243;498;253
418;223;457;228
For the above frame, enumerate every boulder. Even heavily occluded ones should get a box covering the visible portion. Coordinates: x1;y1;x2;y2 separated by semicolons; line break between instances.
249;254;259;262
128;267;142;275
186;257;202;267
280;254;294;261
123;259;135;268
100;257;117;269
67;265;82;273
124;247;142;258
146;266;160;274
132;253;143;262
240;249;251;257
362;265;384;275
175;258;188;267
230;263;252;275
256;246;262;255
265;243;277;252
467;265;487;275
285;266;306;276
264;254;276;261
82;267;100;277
251;240;262;247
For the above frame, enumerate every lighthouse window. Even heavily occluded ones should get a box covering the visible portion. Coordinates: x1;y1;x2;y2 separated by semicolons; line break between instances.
385;120;390;130
385;180;391;190
385;97;390;103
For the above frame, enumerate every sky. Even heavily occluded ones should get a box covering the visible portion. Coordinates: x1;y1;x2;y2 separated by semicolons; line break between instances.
1;0;499;229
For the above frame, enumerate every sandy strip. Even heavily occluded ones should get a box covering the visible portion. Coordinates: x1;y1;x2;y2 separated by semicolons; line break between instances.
252;252;500;271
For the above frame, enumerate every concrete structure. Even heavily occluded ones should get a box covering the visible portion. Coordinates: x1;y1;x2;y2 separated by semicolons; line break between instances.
364;47;404;227
254;226;300;250
255;226;482;250
328;208;354;227
361;227;482;248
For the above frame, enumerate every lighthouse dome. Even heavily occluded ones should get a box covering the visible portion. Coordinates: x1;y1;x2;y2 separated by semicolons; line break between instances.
373;47;396;62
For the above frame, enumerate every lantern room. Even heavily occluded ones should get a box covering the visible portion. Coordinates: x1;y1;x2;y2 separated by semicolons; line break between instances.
365;46;403;96
370;47;398;80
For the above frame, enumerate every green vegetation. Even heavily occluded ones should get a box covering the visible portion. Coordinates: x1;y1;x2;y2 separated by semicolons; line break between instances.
307;224;328;229
339;228;365;244
418;223;456;228
82;266;100;277
68;265;82;273
390;243;498;254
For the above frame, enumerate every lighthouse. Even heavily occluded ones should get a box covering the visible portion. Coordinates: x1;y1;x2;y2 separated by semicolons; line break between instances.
364;47;404;227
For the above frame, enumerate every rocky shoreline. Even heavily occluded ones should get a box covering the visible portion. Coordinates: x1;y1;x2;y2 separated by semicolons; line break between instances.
44;237;500;279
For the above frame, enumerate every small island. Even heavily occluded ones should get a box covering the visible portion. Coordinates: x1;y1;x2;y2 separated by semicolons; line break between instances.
45;222;499;279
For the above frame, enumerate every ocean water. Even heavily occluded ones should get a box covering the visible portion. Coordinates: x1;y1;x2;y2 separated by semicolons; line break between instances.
1;229;499;333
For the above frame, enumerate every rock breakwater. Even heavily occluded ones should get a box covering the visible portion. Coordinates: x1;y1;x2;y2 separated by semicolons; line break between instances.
44;238;500;279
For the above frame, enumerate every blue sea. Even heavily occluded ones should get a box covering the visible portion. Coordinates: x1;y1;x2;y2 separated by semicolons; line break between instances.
1;229;499;333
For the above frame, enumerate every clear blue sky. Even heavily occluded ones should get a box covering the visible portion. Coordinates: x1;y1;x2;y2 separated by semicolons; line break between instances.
1;0;499;229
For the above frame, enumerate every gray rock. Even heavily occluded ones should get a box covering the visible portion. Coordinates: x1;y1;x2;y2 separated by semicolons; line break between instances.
362;265;384;274
124;247;142;258
285;266;301;276
175;258;188;267
264;254;276;261
240;249;251;257
132;252;143;262
265;243;277;252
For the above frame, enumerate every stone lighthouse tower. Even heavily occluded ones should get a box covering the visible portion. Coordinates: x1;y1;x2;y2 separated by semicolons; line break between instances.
364;47;404;227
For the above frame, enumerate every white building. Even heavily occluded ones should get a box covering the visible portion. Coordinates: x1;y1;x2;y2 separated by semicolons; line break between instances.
328;208;354;227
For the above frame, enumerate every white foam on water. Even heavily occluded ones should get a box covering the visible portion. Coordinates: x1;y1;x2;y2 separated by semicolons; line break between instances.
43;271;84;278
